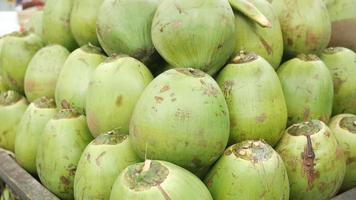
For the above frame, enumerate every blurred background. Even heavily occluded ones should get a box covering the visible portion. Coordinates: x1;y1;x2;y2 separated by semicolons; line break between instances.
0;0;44;36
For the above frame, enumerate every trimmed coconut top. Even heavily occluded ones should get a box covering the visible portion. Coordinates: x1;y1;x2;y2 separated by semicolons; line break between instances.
53;109;80;120
323;47;343;54
297;54;320;61
288;120;322;136
92;129;128;145
33;97;56;109
104;54;128;63
0;91;23;106
340;116;356;134
225;140;273;162
175;68;205;78
81;44;104;55
231;51;258;64
124;160;169;191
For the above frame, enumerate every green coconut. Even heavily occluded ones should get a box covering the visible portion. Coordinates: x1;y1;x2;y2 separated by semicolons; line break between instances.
86;56;153;137
0;32;44;93
55;45;106;114
205;140;289;200
96;0;161;65
320;47;356;115
217;53;287;146
329;114;356;191
36;109;93;200
276;120;346;200
43;0;78;51
270;0;331;57
74;129;141;200
110;160;213;200
233;0;283;69
24;10;44;40
326;0;356;52
70;0;104;46
151;0;235;75
14;97;56;174
129;68;229;175
24;45;69;102
277;54;333;126
0;91;28;152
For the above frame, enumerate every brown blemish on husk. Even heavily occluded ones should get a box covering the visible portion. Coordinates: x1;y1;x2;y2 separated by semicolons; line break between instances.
61;100;71;109
60;176;70;186
160;85;170;93
33;97;56;109
256;113;267;123
305;31;318;46
116;95;123;107
0;91;23;106
301;135;318;191
231;51;258;64
154;96;164;104
175;68;205;78
339;116;356;133
95;151;106;166
258;35;273;55
333;77;346;94
303;108;310;121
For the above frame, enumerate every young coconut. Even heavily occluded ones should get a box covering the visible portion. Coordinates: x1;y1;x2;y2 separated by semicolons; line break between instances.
151;0;235;75
205;140;289;200
14;97;57;174
233;0;283;69
86;56;153;137
55;45;106;114
70;0;104;46
96;0;161;65
277;54;333;126
326;0;356;52
43;0;78;51
36;109;93;200
270;0;331;57
129;68;230;176
24;45;70;102
276;120;346;200
320;47;356;115
0;91;28;152
24;10;44;40
110;160;213;200
74;129;141;200
329;114;356;191
217;52;287;146
0;32;44;93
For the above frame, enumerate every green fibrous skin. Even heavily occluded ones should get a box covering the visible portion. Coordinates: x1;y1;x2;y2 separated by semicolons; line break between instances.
217;53;287;146
276;120;346;200
277;55;334;126
97;0;161;66
15;97;56;174
129;68;229;176
0;91;28;152
24;44;70;102
43;0;78;51
24;11;44;40
110;160;213;200
234;0;283;69
70;0;104;46
55;45;106;114
74;130;141;200
86;56;153;137
270;0;331;57
205;140;290;200
329;114;356;191
151;0;236;75
320;47;356;115
0;32;44;93
36;110;93;200
326;0;356;51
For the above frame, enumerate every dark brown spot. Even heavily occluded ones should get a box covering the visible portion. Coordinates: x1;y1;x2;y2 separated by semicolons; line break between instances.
154;96;164;104
60;176;70;186
333;77;346;94
305;31;318;45
259;35;273;55
61;100;71;109
301;135;318;191
86;153;91;161
347;156;356;165
160;85;170;93
192;157;202;168
287;38;293;46
116;95;123;107
217;44;223;50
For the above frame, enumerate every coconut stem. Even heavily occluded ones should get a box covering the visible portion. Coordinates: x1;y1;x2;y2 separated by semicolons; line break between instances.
142;160;152;173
